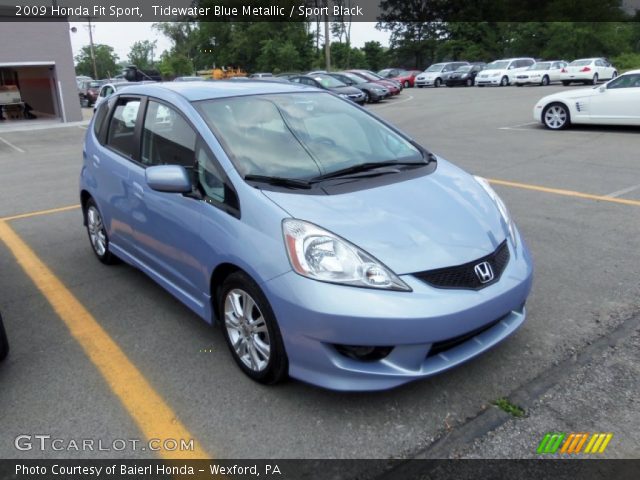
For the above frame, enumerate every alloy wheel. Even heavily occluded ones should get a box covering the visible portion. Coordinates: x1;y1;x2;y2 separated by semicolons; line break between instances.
544;104;568;129
87;206;107;257
224;288;271;372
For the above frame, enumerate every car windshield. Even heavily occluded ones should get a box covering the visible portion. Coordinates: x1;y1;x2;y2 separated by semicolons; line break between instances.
455;66;472;72
89;81;102;88
530;63;550;70
425;64;444;72
195;92;423;181
314;75;346;88
484;61;510;70
354;71;377;81
378;69;392;76
570;60;592;66
341;73;366;84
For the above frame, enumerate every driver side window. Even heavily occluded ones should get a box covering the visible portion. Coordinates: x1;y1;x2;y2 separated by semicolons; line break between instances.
141;100;196;168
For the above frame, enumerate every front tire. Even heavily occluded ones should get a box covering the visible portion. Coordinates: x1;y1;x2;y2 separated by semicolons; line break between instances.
562;81;570;86
0;313;8;362
541;75;550;86
542;102;570;130
403;80;410;88
434;78;442;88
500;76;509;87
85;198;118;264
219;272;288;385
466;78;473;87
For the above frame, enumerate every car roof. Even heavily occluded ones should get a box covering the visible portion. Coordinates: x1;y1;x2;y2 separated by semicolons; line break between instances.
622;69;640;75
115;80;307;101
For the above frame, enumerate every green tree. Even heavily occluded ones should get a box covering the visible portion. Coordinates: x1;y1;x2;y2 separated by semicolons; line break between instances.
362;41;387;70
127;40;157;70
157;51;194;78
75;44;119;79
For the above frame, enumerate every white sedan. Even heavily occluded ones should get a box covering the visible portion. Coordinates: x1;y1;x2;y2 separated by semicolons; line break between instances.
533;69;640;129
515;61;568;86
560;58;618;85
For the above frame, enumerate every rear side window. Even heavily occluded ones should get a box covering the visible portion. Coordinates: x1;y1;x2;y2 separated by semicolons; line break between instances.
141;100;196;168
106;98;141;158
92;101;109;141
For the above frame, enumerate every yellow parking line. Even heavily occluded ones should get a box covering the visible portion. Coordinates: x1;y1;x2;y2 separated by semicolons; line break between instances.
0;220;209;459
1;204;81;222
488;179;640;207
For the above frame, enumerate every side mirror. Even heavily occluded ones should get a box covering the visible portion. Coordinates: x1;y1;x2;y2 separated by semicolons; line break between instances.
599;86;606;93
146;165;192;193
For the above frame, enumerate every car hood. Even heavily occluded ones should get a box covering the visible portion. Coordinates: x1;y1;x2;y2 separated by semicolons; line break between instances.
262;159;508;275
538;87;597;104
520;70;546;75
330;85;364;95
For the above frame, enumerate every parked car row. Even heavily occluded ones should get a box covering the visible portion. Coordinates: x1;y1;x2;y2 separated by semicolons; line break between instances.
402;57;619;89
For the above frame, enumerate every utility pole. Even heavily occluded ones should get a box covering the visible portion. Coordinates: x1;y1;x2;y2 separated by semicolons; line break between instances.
324;1;330;71
84;17;98;79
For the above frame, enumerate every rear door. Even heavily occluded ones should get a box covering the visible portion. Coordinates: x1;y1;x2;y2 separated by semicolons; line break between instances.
95;96;143;252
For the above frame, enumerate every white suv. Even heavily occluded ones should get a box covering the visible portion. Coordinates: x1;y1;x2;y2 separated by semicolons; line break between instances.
475;58;536;87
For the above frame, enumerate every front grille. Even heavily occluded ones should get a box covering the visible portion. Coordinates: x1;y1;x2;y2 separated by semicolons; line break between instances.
413;240;510;290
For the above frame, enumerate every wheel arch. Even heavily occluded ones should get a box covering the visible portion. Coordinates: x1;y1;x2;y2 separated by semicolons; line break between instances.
80;189;92;225
210;262;242;322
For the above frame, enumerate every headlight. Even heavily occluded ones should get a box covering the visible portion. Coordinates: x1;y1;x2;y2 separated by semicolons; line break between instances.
491;72;500;77
473;177;518;248
339;93;349;99
461;74;468;78
282;219;411;291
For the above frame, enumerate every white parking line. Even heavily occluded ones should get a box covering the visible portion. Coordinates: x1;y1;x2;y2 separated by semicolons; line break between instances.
0;136;25;153
498;122;539;130
372;95;414;109
77;126;88;130
605;183;640;198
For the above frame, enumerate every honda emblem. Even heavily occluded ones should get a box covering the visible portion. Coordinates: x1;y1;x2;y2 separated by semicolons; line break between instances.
474;261;494;283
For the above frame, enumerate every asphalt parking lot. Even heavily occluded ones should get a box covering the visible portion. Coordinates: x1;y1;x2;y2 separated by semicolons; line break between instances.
0;85;638;464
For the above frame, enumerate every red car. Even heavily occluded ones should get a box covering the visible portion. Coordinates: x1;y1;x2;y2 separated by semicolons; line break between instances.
348;70;401;96
379;68;421;88
392;70;422;88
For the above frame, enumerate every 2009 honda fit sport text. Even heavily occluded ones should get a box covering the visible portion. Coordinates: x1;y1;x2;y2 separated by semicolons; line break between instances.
80;81;533;391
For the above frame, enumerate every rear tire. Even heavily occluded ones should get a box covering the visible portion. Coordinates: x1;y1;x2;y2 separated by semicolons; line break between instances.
591;73;599;85
219;272;288;385
85;198;118;265
0;313;8;362
562;81;570;86
417;85;423;88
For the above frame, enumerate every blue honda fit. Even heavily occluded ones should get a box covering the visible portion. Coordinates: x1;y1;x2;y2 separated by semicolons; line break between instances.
80;81;533;391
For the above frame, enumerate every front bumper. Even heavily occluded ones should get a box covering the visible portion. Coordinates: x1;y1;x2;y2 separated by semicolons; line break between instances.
476;76;502;85
264;237;533;391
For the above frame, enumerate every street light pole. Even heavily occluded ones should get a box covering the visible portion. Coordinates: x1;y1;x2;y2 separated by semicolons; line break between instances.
85;17;98;79
324;1;330;71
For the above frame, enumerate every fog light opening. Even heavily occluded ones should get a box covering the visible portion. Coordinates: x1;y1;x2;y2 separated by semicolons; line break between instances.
334;344;393;361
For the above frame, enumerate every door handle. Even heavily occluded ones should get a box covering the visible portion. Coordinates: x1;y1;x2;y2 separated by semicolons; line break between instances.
132;181;144;199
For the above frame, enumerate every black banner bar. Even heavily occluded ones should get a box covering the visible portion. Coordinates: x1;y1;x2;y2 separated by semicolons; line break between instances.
1;460;639;480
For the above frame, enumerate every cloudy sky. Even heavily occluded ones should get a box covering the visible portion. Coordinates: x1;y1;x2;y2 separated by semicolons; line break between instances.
68;22;391;62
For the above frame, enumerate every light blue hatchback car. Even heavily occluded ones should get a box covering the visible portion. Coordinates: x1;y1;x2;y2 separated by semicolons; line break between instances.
80;81;533;391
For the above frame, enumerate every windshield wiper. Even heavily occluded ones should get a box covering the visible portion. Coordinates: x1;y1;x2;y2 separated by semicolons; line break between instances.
310;160;429;182
244;174;312;190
